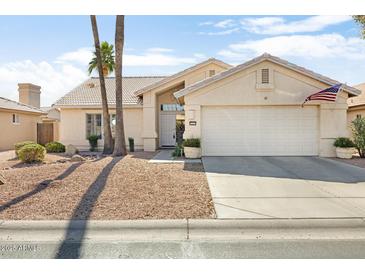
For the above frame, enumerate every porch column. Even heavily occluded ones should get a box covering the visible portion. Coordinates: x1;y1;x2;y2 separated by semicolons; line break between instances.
319;98;348;157
142;92;158;151
183;104;201;139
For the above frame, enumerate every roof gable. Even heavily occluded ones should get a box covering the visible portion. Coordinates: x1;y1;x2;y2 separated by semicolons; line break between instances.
133;58;232;96
174;53;361;99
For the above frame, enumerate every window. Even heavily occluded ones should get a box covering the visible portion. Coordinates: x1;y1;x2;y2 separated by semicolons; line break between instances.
261;69;270;84
12;114;20;124
160;104;184;112
209;70;215;77
357;114;362;119
86;114;102;138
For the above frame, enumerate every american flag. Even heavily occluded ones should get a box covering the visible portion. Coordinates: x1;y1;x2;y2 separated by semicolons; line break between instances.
302;84;342;106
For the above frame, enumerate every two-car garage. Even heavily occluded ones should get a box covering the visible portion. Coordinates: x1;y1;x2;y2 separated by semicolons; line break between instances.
175;54;358;158
201;106;319;156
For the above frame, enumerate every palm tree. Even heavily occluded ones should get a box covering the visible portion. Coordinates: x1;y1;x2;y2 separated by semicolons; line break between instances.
88;41;115;76
90;15;113;154
353;16;365;38
113;15;127;156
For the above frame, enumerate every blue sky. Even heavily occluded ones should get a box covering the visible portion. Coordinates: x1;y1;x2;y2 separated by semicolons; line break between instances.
0;15;364;106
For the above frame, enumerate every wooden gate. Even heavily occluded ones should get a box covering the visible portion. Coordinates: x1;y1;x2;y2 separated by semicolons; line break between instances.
37;123;54;145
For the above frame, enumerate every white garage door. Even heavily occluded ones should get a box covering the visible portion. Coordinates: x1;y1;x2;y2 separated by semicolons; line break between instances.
201;106;319;156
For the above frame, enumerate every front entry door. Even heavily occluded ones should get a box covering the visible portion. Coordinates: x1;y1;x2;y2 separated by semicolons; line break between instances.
160;113;176;147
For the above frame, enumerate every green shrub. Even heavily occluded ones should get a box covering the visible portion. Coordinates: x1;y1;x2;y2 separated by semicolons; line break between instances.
45;142;65;153
128;137;135;152
87;134;99;152
172;144;184;157
352;117;365;157
334;137;355;148
18;144;46;163
182;138;200;148
14;141;36;156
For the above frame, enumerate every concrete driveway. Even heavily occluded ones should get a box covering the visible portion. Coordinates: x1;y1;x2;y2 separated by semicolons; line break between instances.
202;157;365;219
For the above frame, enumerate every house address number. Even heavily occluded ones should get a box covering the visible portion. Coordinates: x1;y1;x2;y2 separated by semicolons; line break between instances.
189;121;197;126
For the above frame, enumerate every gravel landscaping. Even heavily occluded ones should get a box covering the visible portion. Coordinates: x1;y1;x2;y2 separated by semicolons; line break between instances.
0;151;215;220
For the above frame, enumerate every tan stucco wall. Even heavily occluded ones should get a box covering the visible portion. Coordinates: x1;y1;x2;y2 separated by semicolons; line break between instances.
347;83;365;136
0;110;41;151
347;107;365;135
183;60;349;157
59;107;143;151
142;62;228;151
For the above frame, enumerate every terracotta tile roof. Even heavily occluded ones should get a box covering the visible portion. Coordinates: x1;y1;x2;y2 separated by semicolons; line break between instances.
0;97;45;114
174;53;361;98
53;76;166;107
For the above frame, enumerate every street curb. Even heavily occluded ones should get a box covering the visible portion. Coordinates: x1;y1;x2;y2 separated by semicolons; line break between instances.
1;218;365;242
2;218;365;229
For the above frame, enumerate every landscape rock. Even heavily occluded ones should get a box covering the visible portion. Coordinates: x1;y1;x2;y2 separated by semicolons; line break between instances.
70;155;85;162
65;144;78;156
56;159;69;163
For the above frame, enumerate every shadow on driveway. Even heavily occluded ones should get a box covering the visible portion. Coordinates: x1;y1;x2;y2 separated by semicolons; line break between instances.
202;156;365;183
55;157;122;259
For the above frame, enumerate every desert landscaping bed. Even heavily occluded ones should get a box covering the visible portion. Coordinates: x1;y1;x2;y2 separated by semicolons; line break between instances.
0;151;214;220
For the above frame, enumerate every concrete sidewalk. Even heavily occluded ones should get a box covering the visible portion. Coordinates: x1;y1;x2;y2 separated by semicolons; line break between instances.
1;219;365;258
149;150;201;164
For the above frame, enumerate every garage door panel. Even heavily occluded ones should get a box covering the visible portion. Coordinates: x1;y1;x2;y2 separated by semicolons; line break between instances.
201;106;318;156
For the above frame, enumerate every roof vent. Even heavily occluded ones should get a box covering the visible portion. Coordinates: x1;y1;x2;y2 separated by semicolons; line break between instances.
87;83;96;88
261;69;269;84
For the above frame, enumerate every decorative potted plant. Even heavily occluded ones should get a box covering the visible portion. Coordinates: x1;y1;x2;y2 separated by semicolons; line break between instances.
183;138;201;159
334;137;355;159
87;134;99;152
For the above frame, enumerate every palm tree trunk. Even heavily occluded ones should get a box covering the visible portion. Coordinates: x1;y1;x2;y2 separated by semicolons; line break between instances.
90;15;113;154
113;15;127;156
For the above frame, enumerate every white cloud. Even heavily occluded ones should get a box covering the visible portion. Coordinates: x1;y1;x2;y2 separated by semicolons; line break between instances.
146;47;174;53
214;19;236;28
55;47;93;65
199;21;214;26
124;53;196;66
218;33;365;61
0;47;201;106
54;47;196;67
0;60;88;107
198;27;240;36
193;53;207;59
240;15;352;35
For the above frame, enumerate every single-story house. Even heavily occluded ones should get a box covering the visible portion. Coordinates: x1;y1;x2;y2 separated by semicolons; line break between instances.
347;83;365;125
0;84;46;151
53;53;361;157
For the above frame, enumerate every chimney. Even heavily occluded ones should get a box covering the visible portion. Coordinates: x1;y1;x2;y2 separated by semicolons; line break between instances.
18;83;41;108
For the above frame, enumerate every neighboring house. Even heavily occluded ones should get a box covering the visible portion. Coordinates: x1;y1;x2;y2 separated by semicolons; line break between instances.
53;53;361;157
347;83;365;126
0;83;45;151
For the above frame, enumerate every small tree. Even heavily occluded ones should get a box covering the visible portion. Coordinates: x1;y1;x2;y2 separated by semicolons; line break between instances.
352;116;365;157
88;41;115;76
